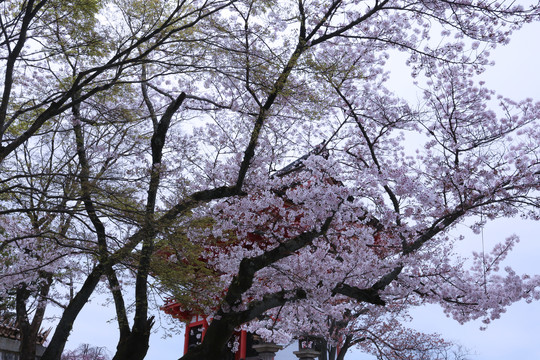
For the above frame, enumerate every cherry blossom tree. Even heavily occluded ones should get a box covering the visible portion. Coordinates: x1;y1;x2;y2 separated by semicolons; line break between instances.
61;343;111;360
158;1;539;359
0;115;84;360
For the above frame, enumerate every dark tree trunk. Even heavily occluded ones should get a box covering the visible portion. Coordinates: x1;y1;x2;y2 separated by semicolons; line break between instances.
336;336;352;360
178;309;241;360
110;89;186;360
41;266;103;360
16;285;36;360
315;339;330;360
16;274;52;360
111;316;155;360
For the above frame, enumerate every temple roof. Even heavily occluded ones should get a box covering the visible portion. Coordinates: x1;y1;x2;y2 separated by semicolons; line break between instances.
0;318;50;345
274;142;328;177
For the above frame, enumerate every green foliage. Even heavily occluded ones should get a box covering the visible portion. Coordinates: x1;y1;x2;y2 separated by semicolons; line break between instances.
4;101;54;138
151;217;225;315
0;294;16;322
113;0;172;37
42;0;109;58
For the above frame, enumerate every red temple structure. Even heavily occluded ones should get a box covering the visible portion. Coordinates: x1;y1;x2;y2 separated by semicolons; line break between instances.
161;299;260;359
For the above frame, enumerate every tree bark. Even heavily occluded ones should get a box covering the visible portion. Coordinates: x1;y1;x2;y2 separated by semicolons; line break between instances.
40;266;103;360
111;316;155;360
16;274;52;360
111;88;186;360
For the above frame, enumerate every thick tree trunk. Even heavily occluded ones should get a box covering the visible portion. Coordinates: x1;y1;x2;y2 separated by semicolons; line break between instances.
111;232;155;360
111;316;155;360
315;339;330;360
111;88;186;360
16;274;52;360
336;336;352;360
16;286;36;360
178;310;240;360
41;266;103;360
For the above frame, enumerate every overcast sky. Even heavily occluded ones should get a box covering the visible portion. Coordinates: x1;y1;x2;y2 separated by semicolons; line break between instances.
56;17;540;360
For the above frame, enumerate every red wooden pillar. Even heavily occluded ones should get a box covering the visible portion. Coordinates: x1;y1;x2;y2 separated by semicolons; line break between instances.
183;315;210;355
236;330;247;360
